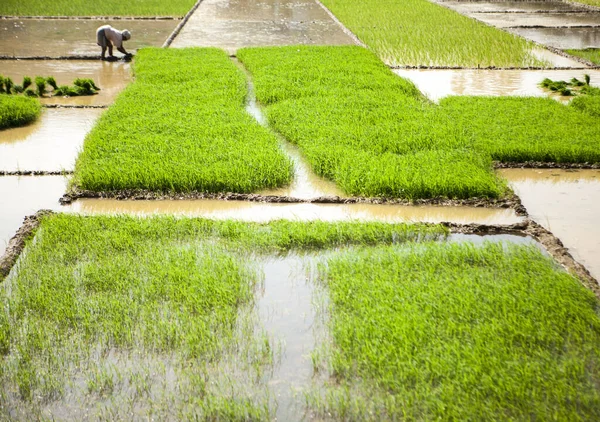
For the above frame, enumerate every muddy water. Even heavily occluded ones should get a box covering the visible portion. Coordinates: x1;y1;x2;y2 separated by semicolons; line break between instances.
0;19;178;57
171;0;355;53
0;60;131;106
65;198;523;225
393;68;600;102
0;176;67;257
0;108;102;171
509;27;600;49
500;169;600;280
471;12;600;28
436;1;589;14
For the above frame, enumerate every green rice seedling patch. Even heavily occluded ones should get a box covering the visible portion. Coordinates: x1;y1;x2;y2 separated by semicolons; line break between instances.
0;74;99;97
319;0;546;67
73;48;292;193
539;74;599;97
0;94;41;129
0;0;197;17
0;214;445;418
567;48;600;65
440;96;600;163
311;241;600;420
571;95;600;117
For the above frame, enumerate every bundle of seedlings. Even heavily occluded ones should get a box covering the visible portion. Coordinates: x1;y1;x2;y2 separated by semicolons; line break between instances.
0;75;100;97
540;74;598;97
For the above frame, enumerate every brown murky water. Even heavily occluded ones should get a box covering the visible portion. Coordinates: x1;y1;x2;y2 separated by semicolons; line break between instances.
435;1;590;14
0;19;178;57
500;168;600;280
0;176;67;257
393;68;600;102
171;0;355;53
0;60;131;106
508;27;600;49
0;108;102;171
64;198;523;225
471;12;600;28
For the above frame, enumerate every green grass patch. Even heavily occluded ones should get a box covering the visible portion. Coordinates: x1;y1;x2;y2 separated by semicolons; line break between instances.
568;0;600;7
73;48;292;193
312;241;600;420
0;214;445;418
0;0;197;17
320;0;546;67
567;48;600;65
0;94;41;130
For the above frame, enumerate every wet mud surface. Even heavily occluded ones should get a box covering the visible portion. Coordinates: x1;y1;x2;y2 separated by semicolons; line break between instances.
471;12;600;28
394;68;600;101
436;1;592;14
0;19;178;57
0;108;102;172
171;0;355;53
62;197;524;225
0;60;131;106
508;26;600;49
0;176;67;258
500;168;600;281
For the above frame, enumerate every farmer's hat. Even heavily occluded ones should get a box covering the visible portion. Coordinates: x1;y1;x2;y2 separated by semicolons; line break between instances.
122;30;131;40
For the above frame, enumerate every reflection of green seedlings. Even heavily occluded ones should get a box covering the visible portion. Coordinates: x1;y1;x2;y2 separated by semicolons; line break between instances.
74;78;100;91
24;89;38;98
34;76;46;96
22;76;32;90
313;241;600;420
46;76;58;90
12;85;24;94
0;95;41;129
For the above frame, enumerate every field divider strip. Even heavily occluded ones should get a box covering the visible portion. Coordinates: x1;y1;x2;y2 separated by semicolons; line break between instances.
494;161;600;169
0;15;181;20
162;0;205;48
507;24;600;29
42;104;108;109
0;170;73;176
388;65;592;70
465;10;600;14
313;0;367;48
0;55;107;60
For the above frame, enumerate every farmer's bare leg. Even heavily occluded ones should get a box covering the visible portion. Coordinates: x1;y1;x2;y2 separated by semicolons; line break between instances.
101;45;107;60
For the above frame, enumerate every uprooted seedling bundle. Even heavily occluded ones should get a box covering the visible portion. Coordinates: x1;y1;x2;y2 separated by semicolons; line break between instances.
0;75;100;97
539;74;599;97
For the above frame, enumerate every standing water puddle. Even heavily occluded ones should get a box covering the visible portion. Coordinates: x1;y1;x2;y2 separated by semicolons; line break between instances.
0;19;178;57
170;0;355;53
0;60;131;106
434;1;590;14
500;168;600;280
0;108;102;172
393;68;600;102
508;26;600;49
0;176;68;256
470;12;600;28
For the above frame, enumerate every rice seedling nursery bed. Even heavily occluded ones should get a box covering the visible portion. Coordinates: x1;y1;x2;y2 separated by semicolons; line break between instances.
318;0;546;67
0;95;40;130
0;0;197;17
2;214;599;419
310;240;600;420
0;214;444;419
566;48;600;65
72;48;292;194
238;46;600;199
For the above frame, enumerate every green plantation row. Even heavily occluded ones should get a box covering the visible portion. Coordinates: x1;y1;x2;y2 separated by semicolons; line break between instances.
73;48;292;193
72;47;600;199
238;46;600;199
0;95;40;130
2;215;599;419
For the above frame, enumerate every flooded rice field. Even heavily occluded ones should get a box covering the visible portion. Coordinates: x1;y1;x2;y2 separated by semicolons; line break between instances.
500;168;600;280
0;19;178;57
471;12;600;28
435;1;591;14
0;176;67;256
171;0;355;53
0;60;131;106
64;198;523;225
508;26;600;49
393;68;600;102
0;108;102;172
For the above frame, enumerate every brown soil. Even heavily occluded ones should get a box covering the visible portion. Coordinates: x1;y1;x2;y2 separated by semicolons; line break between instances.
0;171;72;175
0;209;53;280
494;161;600;169
59;188;527;214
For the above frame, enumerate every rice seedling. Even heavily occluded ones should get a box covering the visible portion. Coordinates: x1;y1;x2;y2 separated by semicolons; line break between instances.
539;74;598;97
311;241;600;420
3;77;13;94
34;76;46;97
73;48;292;193
0;214;444;418
571;95;600;118
318;0;546;67
22;77;31;91
567;48;600;65
0;0;197;16
45;76;58;91
568;0;600;6
0;95;41;130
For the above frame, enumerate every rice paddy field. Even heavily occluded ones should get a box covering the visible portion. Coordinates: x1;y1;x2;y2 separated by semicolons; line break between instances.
0;0;197;16
318;0;546;67
72;48;292;193
0;95;40;130
238;46;600;199
567;49;600;65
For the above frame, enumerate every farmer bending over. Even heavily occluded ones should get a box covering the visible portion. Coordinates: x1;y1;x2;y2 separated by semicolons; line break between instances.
96;25;132;61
